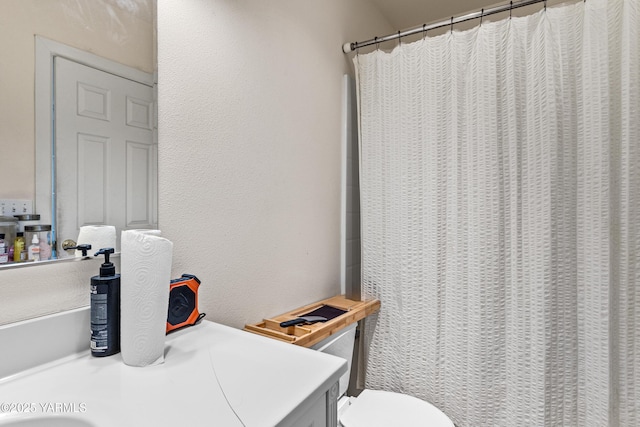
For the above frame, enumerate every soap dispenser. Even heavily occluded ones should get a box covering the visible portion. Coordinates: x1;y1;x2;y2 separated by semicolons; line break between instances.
91;248;121;357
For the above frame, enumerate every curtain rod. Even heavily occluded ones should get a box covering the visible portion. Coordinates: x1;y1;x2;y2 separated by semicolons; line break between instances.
343;0;547;53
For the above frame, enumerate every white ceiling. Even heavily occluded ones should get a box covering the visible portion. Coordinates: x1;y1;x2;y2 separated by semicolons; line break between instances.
368;0;505;30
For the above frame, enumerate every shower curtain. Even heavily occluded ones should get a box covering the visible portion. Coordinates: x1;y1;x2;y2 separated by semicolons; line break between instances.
354;0;638;425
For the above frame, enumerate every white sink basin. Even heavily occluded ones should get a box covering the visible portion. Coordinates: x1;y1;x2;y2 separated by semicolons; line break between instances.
0;416;95;427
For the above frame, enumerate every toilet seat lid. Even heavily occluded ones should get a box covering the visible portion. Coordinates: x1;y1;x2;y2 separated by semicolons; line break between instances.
340;390;454;427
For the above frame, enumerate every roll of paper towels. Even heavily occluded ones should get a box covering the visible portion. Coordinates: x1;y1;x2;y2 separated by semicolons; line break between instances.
120;229;173;367
75;225;116;256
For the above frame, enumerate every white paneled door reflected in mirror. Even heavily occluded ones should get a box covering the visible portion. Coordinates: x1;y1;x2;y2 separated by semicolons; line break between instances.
54;56;156;258
0;0;157;269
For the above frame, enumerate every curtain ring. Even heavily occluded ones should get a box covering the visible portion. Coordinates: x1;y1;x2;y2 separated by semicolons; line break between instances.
544;0;547;11
510;1;513;19
398;30;401;47
480;9;484;26
422;24;427;40
375;36;379;51
450;17;454;34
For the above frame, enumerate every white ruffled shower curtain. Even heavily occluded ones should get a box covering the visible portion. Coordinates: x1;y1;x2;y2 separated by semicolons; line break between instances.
354;0;639;425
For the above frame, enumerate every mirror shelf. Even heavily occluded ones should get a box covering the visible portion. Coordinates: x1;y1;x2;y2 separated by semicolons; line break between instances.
0;252;120;271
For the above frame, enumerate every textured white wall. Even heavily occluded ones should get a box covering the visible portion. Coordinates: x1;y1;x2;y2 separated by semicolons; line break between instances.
158;0;391;328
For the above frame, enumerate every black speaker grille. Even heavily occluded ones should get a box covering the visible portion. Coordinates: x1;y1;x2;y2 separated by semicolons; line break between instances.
167;286;196;325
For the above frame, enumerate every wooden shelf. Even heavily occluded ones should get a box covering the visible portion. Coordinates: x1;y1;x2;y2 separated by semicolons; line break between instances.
244;295;380;348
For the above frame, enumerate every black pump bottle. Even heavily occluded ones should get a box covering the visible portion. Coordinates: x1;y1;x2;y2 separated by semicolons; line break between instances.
91;248;121;357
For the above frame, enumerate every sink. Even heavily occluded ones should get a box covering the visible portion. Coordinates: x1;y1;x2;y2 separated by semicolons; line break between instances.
0;416;95;427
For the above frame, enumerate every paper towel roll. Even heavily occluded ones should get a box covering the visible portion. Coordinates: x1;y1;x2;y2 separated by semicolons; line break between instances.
75;225;116;257
120;229;173;367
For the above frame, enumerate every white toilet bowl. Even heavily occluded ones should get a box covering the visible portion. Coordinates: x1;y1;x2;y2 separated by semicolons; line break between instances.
338;389;453;427
311;323;454;427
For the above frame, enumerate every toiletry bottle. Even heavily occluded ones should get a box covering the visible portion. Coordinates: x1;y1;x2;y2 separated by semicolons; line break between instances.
0;234;7;264
90;248;121;357
27;234;40;261
13;232;25;263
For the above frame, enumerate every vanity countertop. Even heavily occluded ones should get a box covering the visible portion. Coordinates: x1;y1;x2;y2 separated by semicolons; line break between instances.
0;316;347;426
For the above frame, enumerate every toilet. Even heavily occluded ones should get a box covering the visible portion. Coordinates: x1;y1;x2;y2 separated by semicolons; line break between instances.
311;322;454;427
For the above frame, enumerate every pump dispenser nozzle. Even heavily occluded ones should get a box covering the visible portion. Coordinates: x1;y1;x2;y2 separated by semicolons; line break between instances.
95;248;116;277
69;244;92;257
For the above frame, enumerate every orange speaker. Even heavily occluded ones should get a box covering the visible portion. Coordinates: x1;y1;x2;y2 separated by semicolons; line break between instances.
166;274;206;333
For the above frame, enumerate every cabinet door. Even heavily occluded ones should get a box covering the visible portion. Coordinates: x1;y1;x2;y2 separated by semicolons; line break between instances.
291;394;326;427
285;382;339;427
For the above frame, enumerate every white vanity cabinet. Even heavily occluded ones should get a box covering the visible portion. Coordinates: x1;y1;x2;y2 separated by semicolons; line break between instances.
0;308;347;427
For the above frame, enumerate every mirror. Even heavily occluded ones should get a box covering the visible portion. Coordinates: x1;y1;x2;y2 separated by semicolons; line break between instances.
0;0;157;266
